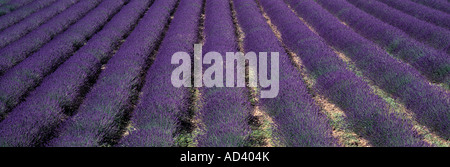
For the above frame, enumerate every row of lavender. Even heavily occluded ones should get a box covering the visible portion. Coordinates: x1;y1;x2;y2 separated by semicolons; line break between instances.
346;0;450;55
408;0;450;14
0;0;34;16
233;0;337;146
0;0;56;31
0;0;98;74
118;0;199;147
316;0;449;84
0;0;138;146
260;0;427;146
195;0;252;147
50;0;179;146
375;0;450;29
0;0;78;49
285;0;449;139
0;0;116;118
0;0;447;146
0;0;32;6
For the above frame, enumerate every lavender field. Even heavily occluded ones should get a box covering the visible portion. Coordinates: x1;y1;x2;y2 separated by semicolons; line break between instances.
0;0;448;147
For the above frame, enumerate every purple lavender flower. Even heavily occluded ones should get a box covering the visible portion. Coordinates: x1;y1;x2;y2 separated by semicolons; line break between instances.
375;0;450;29
286;0;450;140
0;0;34;16
346;0;450;54
316;0;449;85
260;0;428;147
51;0;180;147
234;0;337;146
409;0;450;14
196;0;252;147
0;0;57;31
0;0;136;147
118;0;201;147
0;0;101;72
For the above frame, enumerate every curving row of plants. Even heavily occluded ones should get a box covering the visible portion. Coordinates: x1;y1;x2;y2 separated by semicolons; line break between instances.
51;0;180;147
233;0;337;146
375;0;450;29
0;0;78;48
118;0;202;147
408;0;450;14
195;0;252;147
260;0;427;146
0;0;126;118
0;0;133;147
346;0;450;54
0;0;100;73
316;0;449;85
286;0;450;140
0;0;57;31
0;0;34;16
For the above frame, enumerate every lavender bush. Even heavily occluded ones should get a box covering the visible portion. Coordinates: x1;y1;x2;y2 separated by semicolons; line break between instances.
0;0;446;147
346;0;450;54
234;0;337;146
0;0;101;73
0;0;136;147
286;0;450;139
0;0;57;31
261;0;427;146
1;0;149;146
50;0;180;147
316;0;449;84
0;0;125;119
196;0;252;147
118;0;202;147
0;0;34;16
0;0;79;48
375;0;450;29
409;0;450;14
